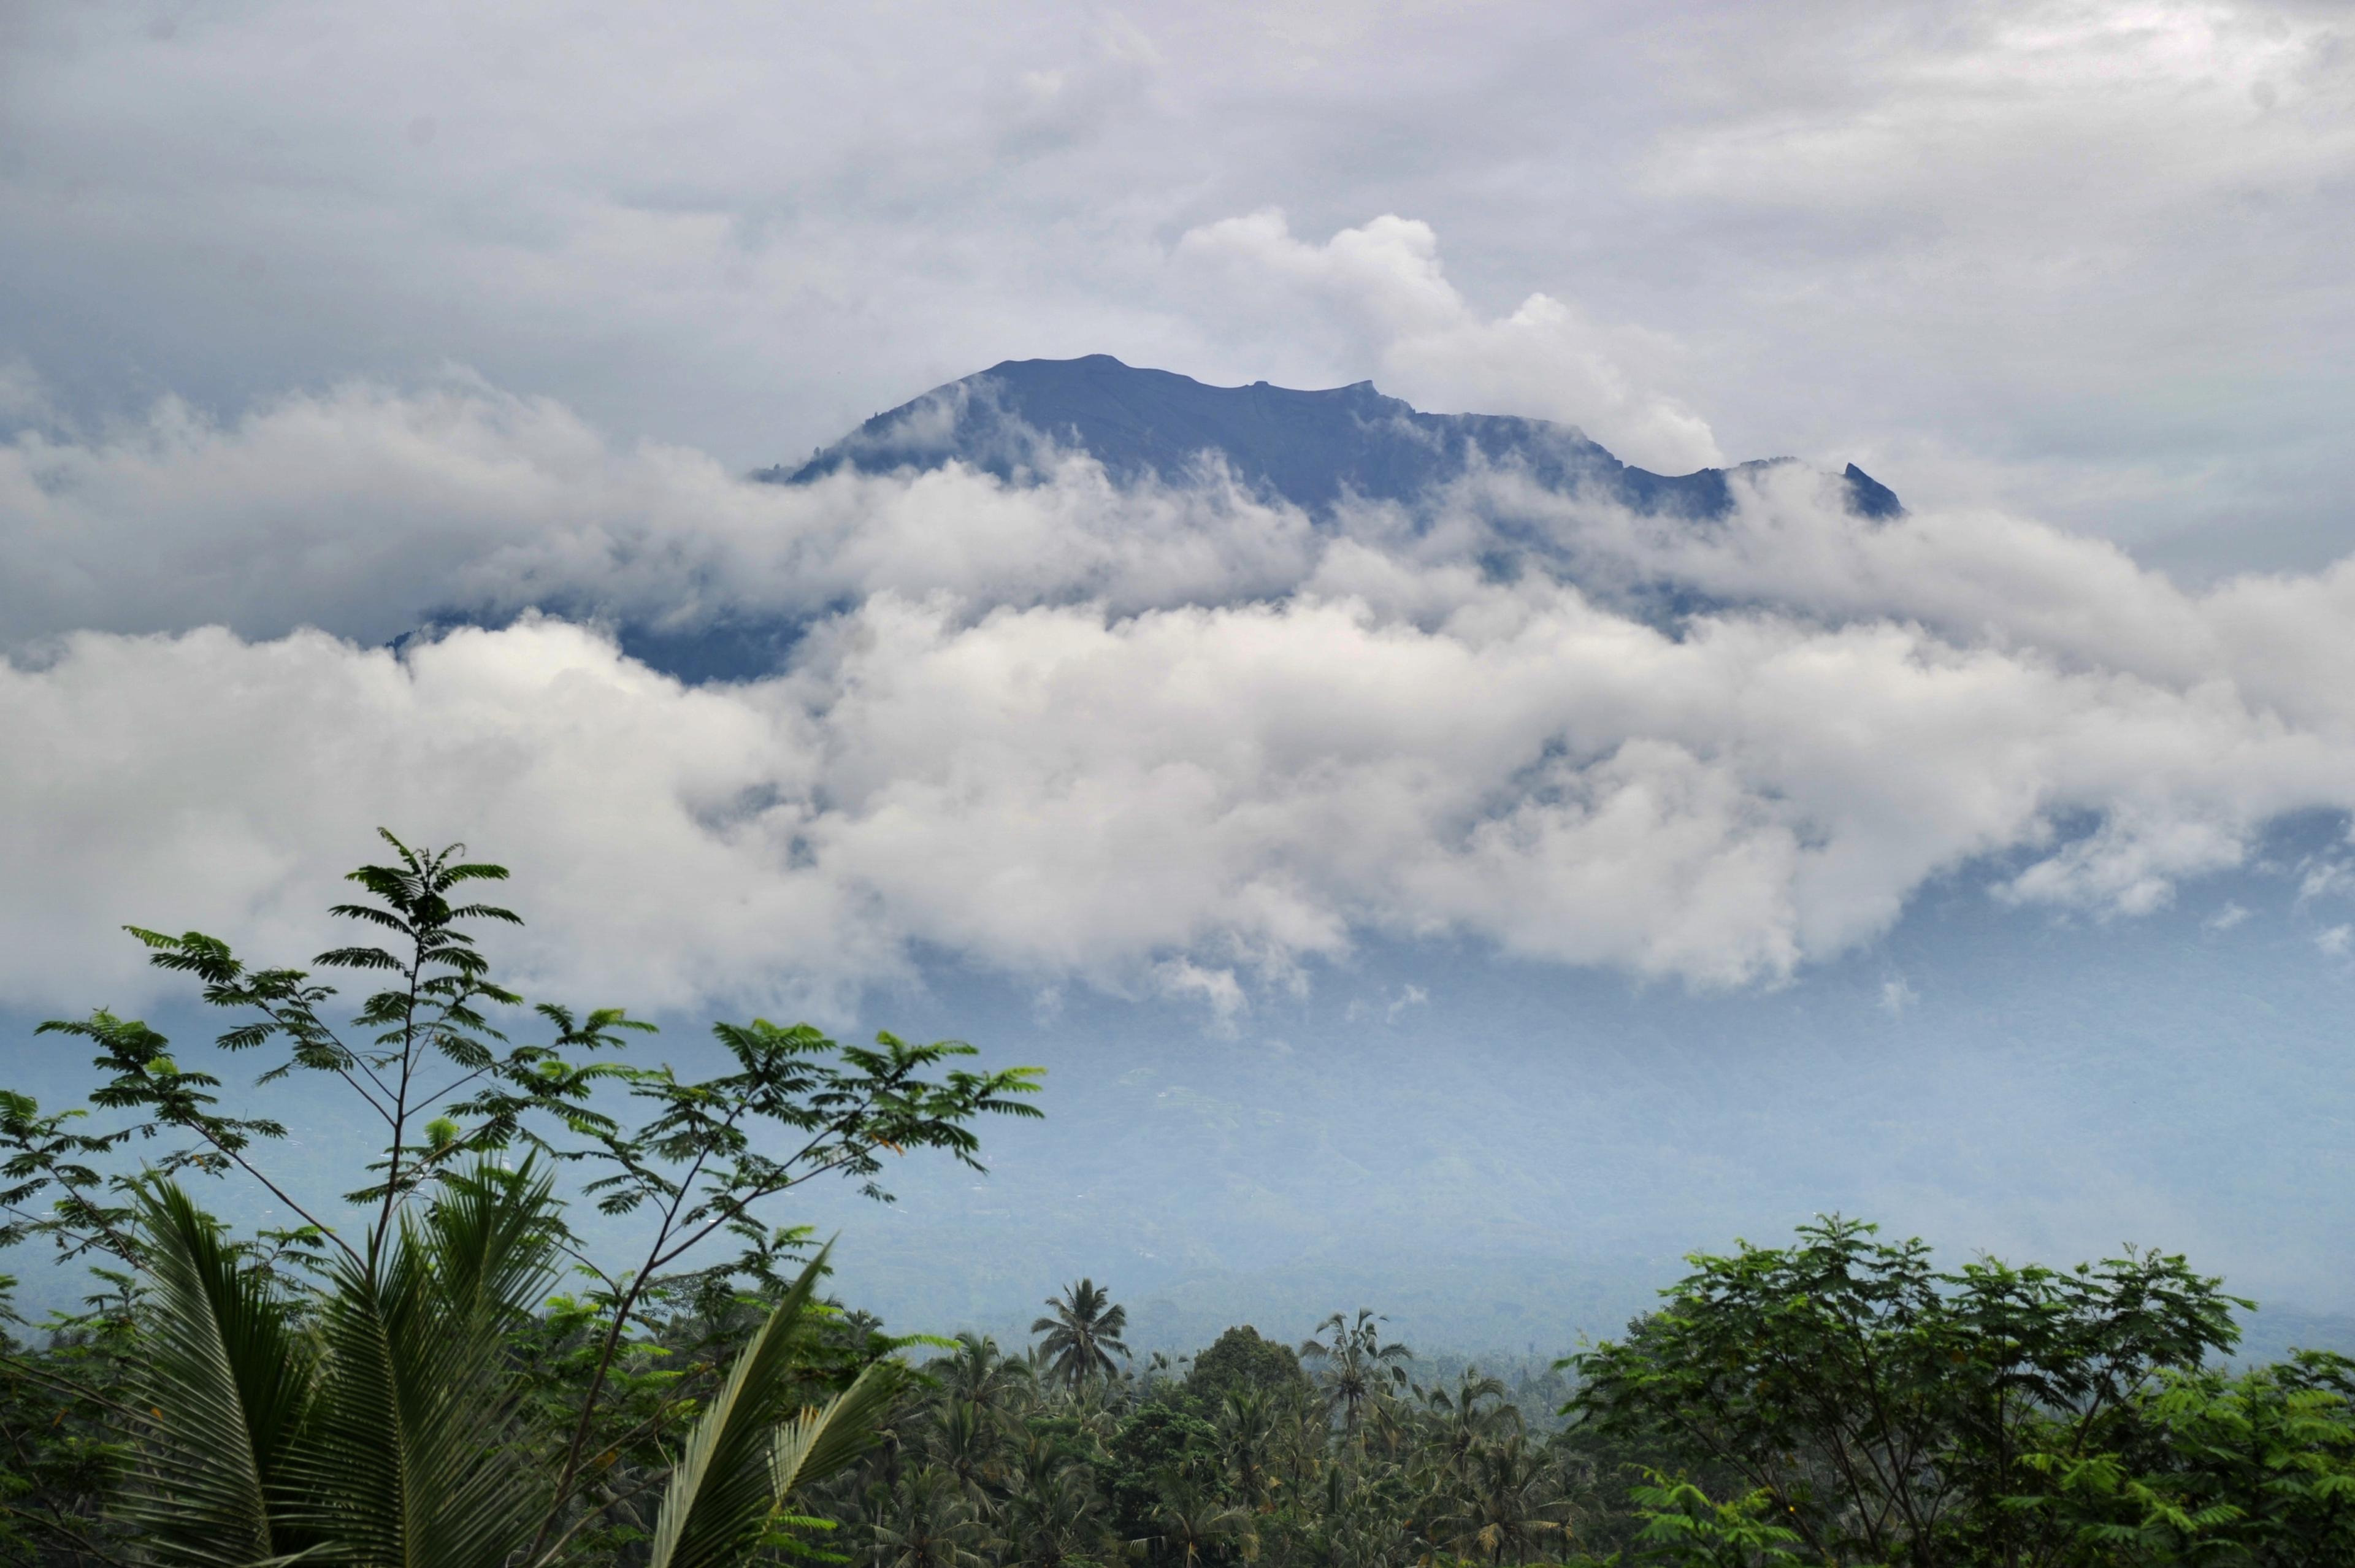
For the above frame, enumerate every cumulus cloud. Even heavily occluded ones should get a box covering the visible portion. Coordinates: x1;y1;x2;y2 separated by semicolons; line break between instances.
9;381;2355;1015
1173;212;1723;473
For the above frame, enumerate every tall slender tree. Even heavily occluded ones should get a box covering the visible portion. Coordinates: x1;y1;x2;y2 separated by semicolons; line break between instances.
1299;1310;1411;1432
1032;1279;1131;1386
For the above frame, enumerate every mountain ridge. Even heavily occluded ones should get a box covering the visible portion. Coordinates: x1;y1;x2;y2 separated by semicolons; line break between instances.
764;353;1902;519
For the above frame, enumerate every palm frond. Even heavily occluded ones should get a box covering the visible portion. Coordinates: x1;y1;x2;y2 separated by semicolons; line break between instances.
284;1161;558;1568
772;1359;905;1496
646;1245;898;1568
129;1182;317;1568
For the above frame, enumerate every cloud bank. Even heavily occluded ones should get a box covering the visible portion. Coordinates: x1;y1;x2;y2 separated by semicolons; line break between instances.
6;2;2351;565
7;378;2355;1015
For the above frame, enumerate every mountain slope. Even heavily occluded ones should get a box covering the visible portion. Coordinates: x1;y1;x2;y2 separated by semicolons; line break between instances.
765;355;1902;519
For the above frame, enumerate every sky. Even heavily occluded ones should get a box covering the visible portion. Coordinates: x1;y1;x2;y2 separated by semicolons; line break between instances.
5;0;2355;1342
5;0;2352;563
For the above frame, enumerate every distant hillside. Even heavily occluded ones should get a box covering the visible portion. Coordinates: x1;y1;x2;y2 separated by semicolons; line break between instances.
764;354;1902;520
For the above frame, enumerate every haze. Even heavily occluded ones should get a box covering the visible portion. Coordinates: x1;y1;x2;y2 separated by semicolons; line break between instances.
5;0;2354;1350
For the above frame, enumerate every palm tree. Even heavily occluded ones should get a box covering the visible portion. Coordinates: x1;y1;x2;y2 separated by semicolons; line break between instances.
868;1465;994;1568
1308;1459;1407;1568
998;1444;1111;1568
1417;1369;1517;1485
1298;1310;1411;1432
937;1331;1032;1416
127;1162;897;1568
927;1398;1008;1497
1219;1387;1277;1510
1031;1278;1131;1386
132;1163;565;1568
1141;1478;1258;1567
643;1247;905;1568
1271;1404;1324;1499
1429;1434;1571;1568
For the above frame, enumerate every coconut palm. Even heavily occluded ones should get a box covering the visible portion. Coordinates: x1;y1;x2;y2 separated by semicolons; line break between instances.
936;1331;1032;1416
1141;1478;1258;1567
1271;1404;1324;1498
131;1181;324;1568
1219;1386;1278;1510
1305;1460;1407;1568
1429;1434;1571;1568
1298;1310;1411;1432
132;1163;563;1568
998;1445;1111;1568
868;1465;994;1568
1416;1369;1517;1485
640;1250;904;1568
926;1398;1008;1497
126;1162;897;1568
1031;1278;1131;1386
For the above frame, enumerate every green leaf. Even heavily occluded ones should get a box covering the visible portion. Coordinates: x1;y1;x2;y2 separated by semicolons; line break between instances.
128;1182;317;1568
645;1244;898;1568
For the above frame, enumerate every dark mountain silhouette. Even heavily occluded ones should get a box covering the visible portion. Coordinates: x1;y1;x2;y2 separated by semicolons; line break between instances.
762;354;1901;519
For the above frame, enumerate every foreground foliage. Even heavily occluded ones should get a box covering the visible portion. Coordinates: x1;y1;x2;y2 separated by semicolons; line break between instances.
2;833;2351;1567
1568;1219;2355;1565
0;833;1038;1567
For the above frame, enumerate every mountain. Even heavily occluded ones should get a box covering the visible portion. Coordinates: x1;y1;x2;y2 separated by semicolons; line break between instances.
762;354;1902;519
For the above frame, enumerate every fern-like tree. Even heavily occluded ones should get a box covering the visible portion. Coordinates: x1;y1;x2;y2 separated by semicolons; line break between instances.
1032;1278;1131;1386
0;831;1041;1566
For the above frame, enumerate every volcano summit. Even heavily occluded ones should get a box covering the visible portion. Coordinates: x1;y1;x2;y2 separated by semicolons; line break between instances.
763;354;1901;521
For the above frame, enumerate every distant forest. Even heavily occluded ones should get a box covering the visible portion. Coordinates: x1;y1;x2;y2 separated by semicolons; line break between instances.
4;836;2351;1567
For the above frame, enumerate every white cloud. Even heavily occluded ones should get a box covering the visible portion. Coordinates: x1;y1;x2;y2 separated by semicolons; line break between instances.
1151;959;1248;1033
2204;901;2251;931
1645;3;2355;228
10;370;2355;1013
2317;924;2352;957
2298;858;2354;901
1173;212;1723;473
10;424;2355;1013
0;375;1324;647
1878;977;1918;1017
4;1;2352;565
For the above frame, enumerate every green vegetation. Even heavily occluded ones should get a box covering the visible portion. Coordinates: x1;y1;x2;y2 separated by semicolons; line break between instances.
0;833;1038;1567
4;834;2354;1566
